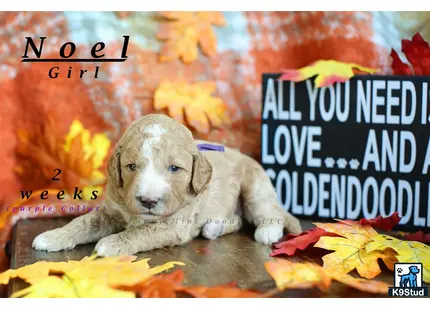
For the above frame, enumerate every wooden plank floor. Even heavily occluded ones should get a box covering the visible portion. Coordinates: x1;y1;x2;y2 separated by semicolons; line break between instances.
8;217;394;297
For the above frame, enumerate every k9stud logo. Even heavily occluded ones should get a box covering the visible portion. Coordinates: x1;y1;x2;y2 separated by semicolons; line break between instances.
388;263;428;297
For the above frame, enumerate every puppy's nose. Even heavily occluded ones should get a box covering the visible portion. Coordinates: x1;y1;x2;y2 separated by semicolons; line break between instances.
137;197;159;209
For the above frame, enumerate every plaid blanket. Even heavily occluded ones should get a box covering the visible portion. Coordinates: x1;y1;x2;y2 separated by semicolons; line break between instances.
0;11;428;273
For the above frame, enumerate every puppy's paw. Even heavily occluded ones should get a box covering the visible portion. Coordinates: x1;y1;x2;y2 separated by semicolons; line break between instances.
254;224;283;245
95;234;135;257
32;229;76;252
284;213;303;235
202;222;224;240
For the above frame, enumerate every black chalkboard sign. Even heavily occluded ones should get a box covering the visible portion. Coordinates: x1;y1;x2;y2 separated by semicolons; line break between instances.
261;73;430;232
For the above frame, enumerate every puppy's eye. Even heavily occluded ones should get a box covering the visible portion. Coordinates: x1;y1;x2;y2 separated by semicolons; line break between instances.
126;164;137;171
168;165;180;173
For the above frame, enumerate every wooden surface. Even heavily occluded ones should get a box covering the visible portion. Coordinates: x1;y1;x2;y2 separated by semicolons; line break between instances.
8;217;394;297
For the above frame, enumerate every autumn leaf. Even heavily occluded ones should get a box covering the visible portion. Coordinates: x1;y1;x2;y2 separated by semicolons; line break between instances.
15;117;110;200
391;32;430;76
271;228;338;257
271;213;401;257
0;255;184;287
279;60;378;88
265;259;331;292
0;261;73;285
265;259;389;295
332;271;390;294
357;212;401;231
154;80;230;133
365;234;430;283
390;49;413;75
121;269;185;298
157;11;226;64
11;275;135;298
313;221;397;279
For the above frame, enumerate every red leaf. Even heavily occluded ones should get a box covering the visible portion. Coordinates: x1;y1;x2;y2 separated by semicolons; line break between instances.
271;212;401;257
402;33;430;75
402;231;430;244
391;32;430;76
271;228;339;257
358;212;401;231
390;49;413;75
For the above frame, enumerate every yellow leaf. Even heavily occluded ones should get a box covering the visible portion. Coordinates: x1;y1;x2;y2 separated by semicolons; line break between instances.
365;234;430;283
314;221;397;279
91;134;111;169
279;60;378;88
64;120;85;152
63;120;111;172
154;80;230;133
265;259;390;295
16;117;110;196
11;276;135;298
0;261;74;285
265;260;331;291
0;255;185;288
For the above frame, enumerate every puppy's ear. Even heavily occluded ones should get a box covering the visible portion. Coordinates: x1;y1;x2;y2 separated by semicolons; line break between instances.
107;146;123;188
190;152;212;195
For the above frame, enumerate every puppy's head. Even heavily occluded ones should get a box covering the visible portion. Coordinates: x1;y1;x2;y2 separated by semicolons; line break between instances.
107;114;212;220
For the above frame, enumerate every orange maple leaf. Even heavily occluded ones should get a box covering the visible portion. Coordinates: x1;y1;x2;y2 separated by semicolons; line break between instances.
121;269;184;298
154;80;230;134
157;11;226;64
265;259;390;295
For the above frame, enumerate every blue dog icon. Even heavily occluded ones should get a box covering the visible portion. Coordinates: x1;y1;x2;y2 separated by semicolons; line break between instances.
399;266;420;287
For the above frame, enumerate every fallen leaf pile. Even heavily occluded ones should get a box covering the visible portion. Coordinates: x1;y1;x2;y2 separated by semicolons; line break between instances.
271;213;401;257
271;213;430;284
279;60;378;88
154;80;230;133
0;255;261;298
15;117;111;201
391;32;430;76
157;12;226;64
0;255;183;287
2;213;428;298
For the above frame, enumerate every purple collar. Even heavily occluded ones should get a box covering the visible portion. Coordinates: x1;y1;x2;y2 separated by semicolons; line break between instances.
197;143;225;152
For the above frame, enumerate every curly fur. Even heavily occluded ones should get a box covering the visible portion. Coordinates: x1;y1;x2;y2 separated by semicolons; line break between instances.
33;114;302;256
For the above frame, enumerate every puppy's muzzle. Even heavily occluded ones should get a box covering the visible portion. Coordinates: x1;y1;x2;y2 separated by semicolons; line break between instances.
137;196;159;210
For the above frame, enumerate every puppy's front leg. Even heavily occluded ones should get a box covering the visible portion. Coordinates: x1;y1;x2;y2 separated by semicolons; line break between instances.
94;225;195;256
33;211;121;252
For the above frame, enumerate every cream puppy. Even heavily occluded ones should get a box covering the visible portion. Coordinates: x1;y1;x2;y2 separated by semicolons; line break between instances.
32;114;302;256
